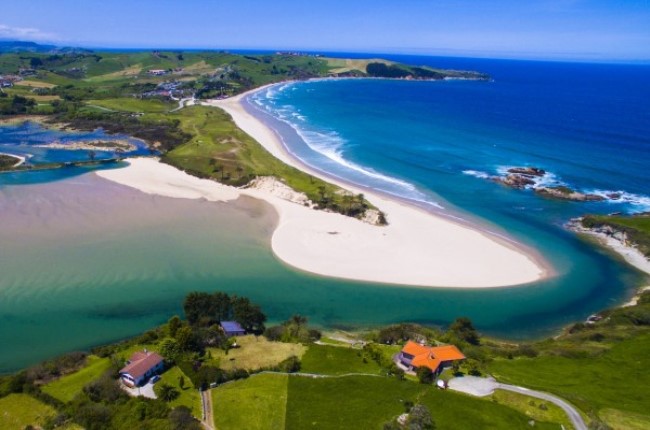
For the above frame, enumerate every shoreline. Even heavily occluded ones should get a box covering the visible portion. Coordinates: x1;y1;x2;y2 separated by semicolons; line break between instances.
97;83;552;288
204;84;551;285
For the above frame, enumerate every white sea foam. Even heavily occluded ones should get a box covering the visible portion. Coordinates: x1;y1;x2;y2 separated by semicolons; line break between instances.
253;87;438;207
586;189;650;212
462;170;490;179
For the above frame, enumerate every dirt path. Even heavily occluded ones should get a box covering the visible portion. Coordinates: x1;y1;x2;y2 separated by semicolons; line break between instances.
200;389;214;430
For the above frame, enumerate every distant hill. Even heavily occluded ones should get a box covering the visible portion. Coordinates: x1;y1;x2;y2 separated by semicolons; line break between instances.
0;40;57;53
0;40;91;54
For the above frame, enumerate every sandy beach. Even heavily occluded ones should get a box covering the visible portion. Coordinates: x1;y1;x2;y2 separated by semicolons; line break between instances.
99;87;550;288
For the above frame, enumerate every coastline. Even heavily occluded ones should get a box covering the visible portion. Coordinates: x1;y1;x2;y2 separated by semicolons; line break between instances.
100;81;550;288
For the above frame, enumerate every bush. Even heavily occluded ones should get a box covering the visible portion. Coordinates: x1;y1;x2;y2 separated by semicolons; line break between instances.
416;367;434;384
277;356;301;373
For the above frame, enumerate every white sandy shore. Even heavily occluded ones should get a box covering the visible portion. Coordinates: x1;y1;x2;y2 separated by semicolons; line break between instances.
98;87;549;288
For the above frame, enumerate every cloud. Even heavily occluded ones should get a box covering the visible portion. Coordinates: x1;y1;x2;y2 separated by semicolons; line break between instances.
0;24;59;41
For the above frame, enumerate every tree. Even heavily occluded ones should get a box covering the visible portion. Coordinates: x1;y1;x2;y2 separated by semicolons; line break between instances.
169;406;202;430
159;337;182;363
449;317;480;345
416;366;434;384
183;292;214;325
168;315;182;338
175;326;195;351
232;296;266;333
157;383;180;402
407;404;435;430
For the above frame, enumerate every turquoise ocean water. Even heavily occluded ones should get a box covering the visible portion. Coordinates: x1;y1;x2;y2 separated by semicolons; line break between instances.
0;57;648;372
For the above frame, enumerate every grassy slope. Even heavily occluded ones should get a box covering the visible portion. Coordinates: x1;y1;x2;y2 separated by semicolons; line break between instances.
582;214;650;256
300;344;383;375
41;355;112;403
211;374;559;430
491;389;574;430
0;393;56;429
162;105;372;213
207;335;306;371
213;373;288;430
287;375;559;430
488;332;650;420
158;365;201;417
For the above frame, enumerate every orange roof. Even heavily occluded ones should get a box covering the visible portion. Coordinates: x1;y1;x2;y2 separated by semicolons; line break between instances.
402;340;431;356
401;341;465;372
430;345;465;361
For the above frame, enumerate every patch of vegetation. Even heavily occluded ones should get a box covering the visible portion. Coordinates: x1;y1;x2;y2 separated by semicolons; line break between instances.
213;373;288;430
41;355;113;403
285;375;555;429
162;105;379;220
582;213;650;257
491;389;575;429
264;314;322;343
157;366;200;417
299;344;383;375
207;334;306;372
0;393;57;429
0;153;21;169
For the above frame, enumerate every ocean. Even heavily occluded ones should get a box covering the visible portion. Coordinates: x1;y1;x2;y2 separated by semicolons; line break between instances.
0;56;648;372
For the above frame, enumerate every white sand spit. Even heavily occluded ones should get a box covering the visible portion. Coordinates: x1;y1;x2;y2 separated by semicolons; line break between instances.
98;86;549;288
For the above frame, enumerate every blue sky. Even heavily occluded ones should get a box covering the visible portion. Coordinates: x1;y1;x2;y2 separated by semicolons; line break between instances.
1;0;649;61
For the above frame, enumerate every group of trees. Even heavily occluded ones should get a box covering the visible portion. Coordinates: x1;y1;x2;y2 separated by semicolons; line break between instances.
0;95;37;115
263;314;321;344
182;291;266;333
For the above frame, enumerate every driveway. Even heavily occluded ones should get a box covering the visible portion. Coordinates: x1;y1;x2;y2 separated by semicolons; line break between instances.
447;376;587;430
120;380;157;399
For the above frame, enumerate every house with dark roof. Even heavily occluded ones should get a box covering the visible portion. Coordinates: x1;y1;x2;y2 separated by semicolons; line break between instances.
398;341;465;375
119;350;164;387
220;321;246;337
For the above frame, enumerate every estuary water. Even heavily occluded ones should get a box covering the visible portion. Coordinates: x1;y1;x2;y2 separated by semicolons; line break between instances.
1;57;648;372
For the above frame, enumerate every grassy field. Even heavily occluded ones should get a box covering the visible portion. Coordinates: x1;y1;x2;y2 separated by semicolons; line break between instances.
325;57;393;74
212;374;563;429
491;389;574;429
88;97;175;113
300;344;383;375
207;335;306;371
41;355;112;403
488;331;650;425
0;393;57;429
158;365;201;417
213;373;288;430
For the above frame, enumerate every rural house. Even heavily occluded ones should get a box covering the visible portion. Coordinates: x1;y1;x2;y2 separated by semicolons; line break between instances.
220;320;246;337
398;340;465;374
119;350;164;387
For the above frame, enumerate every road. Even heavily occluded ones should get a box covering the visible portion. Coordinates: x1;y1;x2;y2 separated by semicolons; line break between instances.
448;376;587;430
200;389;214;430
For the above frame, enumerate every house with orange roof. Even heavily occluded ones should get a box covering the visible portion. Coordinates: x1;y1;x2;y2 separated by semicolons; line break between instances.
397;340;465;375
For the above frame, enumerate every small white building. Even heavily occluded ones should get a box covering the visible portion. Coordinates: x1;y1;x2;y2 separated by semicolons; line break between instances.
119;350;164;387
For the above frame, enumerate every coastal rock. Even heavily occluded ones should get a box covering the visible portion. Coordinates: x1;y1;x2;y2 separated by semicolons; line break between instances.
490;166;546;189
507;167;546;177
535;186;606;202
492;174;536;189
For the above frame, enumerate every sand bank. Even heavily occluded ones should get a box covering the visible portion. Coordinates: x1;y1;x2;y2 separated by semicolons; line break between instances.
99;84;551;288
99;157;547;287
